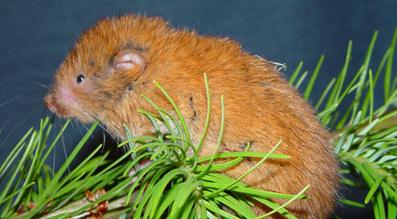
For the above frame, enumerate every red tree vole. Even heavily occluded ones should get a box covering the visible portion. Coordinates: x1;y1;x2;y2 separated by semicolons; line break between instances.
45;15;338;218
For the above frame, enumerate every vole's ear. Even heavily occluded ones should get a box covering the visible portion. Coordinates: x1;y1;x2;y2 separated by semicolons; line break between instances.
111;49;145;71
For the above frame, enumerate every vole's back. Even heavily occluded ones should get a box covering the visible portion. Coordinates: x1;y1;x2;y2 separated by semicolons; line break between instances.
119;24;339;217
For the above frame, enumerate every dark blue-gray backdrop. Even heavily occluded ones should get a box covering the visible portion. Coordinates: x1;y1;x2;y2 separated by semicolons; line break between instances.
1;0;396;218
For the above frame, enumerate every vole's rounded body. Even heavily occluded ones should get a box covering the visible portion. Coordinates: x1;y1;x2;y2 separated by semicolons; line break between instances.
45;15;338;218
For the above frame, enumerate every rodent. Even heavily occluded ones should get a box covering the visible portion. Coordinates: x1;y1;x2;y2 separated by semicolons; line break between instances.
44;15;338;218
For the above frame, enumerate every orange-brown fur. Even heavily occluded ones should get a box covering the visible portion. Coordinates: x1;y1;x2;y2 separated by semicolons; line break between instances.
45;15;338;218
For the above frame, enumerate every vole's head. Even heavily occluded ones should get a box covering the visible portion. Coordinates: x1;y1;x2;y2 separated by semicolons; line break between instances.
45;15;169;123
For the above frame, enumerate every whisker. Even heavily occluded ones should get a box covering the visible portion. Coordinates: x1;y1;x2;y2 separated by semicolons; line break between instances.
77;120;88;132
0;107;38;148
61;128;71;174
71;104;114;138
52;119;61;173
13;78;49;90
53;144;56;173
0;95;22;110
101;130;106;154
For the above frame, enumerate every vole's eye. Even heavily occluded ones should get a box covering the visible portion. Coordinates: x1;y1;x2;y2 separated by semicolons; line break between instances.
76;74;85;84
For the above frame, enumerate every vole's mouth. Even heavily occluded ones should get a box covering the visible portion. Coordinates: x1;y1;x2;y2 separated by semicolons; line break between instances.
44;94;72;118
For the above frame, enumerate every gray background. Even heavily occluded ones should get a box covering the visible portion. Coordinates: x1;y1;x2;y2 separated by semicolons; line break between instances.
1;0;396;217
